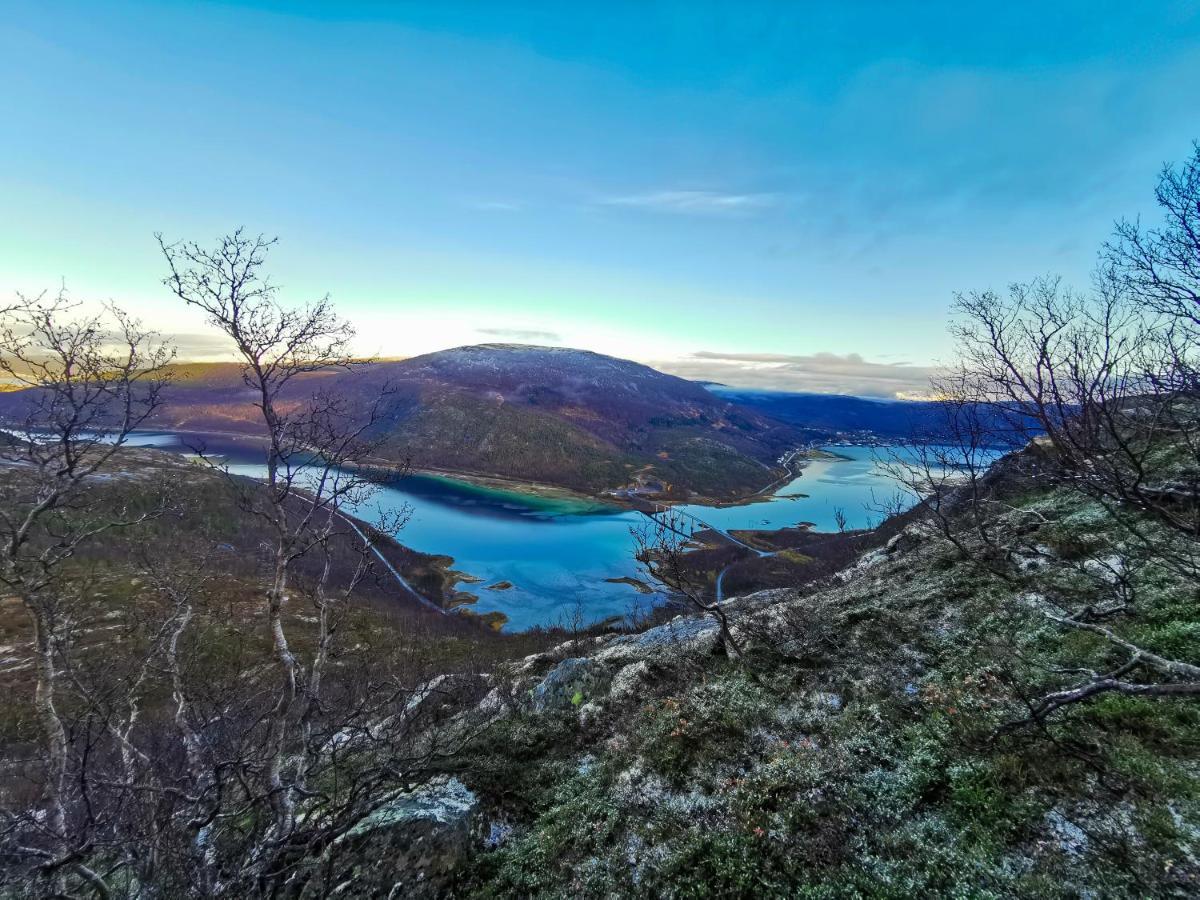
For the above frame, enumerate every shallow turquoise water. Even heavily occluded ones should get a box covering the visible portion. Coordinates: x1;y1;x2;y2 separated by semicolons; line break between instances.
121;434;972;630
676;445;927;533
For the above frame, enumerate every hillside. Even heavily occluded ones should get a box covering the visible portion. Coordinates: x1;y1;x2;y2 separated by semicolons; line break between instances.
394;439;1198;896
136;345;817;501
0;447;478;635
708;387;939;438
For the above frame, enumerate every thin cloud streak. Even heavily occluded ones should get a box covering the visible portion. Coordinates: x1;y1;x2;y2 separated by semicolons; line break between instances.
476;327;562;343
654;350;939;399
125;332;236;362
463;199;524;212
599;190;777;215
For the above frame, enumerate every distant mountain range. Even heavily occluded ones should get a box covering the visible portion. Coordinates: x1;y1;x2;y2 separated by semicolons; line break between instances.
711;387;1035;448
705;387;940;438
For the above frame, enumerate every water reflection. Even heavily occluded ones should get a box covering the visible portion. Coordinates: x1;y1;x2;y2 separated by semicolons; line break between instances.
109;432;995;629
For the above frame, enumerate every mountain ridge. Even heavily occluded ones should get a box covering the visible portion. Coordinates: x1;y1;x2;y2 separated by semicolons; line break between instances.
2;344;825;502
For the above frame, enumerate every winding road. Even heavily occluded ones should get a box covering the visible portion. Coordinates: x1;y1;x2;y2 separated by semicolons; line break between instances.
640;504;775;603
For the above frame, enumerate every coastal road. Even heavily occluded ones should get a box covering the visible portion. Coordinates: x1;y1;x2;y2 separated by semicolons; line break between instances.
639;504;776;604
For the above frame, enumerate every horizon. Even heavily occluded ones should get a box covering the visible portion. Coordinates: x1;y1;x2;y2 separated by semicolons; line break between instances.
5;2;1200;398
152;342;940;403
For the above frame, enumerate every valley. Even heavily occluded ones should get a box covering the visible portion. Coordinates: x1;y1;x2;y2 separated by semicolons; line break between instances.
111;430;929;630
0;344;938;632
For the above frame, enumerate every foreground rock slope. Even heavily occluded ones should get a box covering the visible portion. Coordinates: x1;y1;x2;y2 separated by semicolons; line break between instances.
417;450;1200;897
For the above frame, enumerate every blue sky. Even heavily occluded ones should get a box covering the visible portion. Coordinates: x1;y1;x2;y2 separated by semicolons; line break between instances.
3;1;1199;396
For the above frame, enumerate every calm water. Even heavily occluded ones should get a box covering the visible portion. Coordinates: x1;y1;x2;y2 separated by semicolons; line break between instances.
119;434;967;630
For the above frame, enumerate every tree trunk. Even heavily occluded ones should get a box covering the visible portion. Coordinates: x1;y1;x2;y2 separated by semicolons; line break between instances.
265;554;298;837
28;599;68;847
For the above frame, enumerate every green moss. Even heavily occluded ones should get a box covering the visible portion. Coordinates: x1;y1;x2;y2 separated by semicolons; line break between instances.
469;771;629;897
462;711;581;821
631;672;775;782
944;760;1040;848
1105;735;1200;799
652;828;795;898
776;550;814;565
1084;694;1200;750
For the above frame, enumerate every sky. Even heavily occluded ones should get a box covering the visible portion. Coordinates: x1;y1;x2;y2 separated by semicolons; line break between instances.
3;1;1200;398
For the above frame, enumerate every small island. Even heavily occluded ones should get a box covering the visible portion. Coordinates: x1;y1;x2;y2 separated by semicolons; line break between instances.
604;575;656;594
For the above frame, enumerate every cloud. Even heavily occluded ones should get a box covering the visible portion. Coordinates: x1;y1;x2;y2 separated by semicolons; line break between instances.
464;199;524;212
599;190;777;215
89;330;236;363
0;329;240;371
166;332;241;361
476;327;562;343
653;350;939;399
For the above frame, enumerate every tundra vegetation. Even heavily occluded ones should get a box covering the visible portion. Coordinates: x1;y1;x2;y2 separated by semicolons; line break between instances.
0;145;1198;897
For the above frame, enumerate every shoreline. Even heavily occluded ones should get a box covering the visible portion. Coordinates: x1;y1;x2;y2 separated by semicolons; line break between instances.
152;428;620;506
125;427;866;512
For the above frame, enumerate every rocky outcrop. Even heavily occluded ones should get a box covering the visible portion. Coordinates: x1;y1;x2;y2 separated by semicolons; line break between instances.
517;615;726;716
330;776;481;896
592;616;721;665
532;657;609;711
609;660;652;701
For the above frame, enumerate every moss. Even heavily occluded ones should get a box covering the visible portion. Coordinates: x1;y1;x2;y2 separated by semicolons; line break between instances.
1129;620;1200;666
461;711;582;821
651;828;796;898
1083;694;1200;751
468;770;629;897
776;550;814;565
1104;735;1200;799
631;671;776;782
944;760;1041;848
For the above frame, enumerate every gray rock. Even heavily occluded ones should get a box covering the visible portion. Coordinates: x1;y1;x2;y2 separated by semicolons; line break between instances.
576;753;598;775
1045;808;1089;858
1082;554;1125;584
609;660;652;701
853;548;889;571
333;776;480;897
483;819;514;850
513;651;555;676
594;616;720;665
476;686;505;717
346;776;477;839
578;700;606;729
547;634;608;658
885;529;919;554
532;657;607;711
810;691;843;711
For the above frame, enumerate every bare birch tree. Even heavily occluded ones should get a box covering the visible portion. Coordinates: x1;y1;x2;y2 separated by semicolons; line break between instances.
157;230;365;830
0;289;172;890
155;230;477;884
892;146;1200;723
633;512;744;658
0;238;488;897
